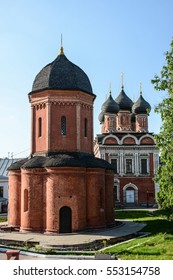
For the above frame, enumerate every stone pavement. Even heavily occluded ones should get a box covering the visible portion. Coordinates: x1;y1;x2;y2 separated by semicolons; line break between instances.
0;220;146;259
0;221;146;246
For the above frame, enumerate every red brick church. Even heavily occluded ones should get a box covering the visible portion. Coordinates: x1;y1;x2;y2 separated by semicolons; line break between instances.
94;82;159;207
8;46;115;233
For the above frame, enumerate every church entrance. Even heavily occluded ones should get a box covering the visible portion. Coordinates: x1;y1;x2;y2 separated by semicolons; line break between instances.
59;206;72;233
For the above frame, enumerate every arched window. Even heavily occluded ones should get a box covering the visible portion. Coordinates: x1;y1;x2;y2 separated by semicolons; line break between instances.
84;118;87;137
126;159;133;174
38;117;42;137
100;188;104;208
61;116;66;135
114;180;120;203
24;189;28;212
123;183;138;205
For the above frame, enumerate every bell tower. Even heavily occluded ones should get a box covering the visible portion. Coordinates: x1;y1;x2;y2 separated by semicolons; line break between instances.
29;46;96;156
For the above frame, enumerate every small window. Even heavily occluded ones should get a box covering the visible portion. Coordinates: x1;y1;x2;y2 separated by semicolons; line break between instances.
114;185;118;202
126;159;132;173
111;159;118;174
141;158;148;174
100;188;103;208
61;116;66;135
38;117;42;137
84;118;87;137
0;186;3;198
24;189;28;212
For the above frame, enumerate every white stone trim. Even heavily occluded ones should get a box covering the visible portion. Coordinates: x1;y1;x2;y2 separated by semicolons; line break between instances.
114;178;120;201
109;156;120;174
123;183;138;204
139;155;150;174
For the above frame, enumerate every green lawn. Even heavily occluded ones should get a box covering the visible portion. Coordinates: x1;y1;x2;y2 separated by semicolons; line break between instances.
102;210;173;260
0;217;7;222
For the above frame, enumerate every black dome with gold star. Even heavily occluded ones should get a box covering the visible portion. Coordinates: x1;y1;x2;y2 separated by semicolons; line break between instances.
30;47;93;95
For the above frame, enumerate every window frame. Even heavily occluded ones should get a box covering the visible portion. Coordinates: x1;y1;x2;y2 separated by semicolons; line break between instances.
140;158;148;174
61;116;67;136
84;118;87;137
24;189;28;212
38;117;42;137
111;158;118;174
125;158;133;174
0;186;3;198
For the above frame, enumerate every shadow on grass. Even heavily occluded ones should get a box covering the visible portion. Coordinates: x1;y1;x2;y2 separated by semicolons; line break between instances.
115;210;150;220
143;219;173;234
115;209;173;235
103;210;173;259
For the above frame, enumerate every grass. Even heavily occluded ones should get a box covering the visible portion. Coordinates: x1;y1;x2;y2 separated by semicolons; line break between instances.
101;209;173;260
0;217;7;222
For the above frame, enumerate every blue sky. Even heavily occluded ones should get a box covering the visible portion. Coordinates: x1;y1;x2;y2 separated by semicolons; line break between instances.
0;0;172;158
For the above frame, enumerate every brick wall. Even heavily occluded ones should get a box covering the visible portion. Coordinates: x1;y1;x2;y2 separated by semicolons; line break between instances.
30;90;94;155
118;177;155;205
9;166;114;233
8;170;21;227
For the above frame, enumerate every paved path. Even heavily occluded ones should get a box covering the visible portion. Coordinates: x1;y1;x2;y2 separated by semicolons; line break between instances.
0;221;145;246
0;220;146;260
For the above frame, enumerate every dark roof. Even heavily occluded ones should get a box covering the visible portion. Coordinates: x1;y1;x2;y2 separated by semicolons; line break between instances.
115;88;133;111
7;158;28;170
132;94;151;114
30;51;93;95
8;152;113;171
98;111;104;123
101;94;119;114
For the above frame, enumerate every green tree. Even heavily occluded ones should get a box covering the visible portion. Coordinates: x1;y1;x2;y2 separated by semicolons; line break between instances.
151;40;173;215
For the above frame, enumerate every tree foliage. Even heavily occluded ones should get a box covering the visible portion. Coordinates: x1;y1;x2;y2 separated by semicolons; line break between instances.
151;40;173;213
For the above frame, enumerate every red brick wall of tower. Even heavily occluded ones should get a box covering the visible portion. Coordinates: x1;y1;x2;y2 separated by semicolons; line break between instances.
29;90;95;155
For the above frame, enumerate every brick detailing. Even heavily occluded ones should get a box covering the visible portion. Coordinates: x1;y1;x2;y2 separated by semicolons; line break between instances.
136;115;148;132
8;167;114;233
117;112;131;131
104;137;118;145
141;137;155;144
119;177;155;205
29;90;94;155
123;137;136;144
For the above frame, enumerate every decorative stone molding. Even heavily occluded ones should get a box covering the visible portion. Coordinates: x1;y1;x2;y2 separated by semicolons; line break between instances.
123;183;138;204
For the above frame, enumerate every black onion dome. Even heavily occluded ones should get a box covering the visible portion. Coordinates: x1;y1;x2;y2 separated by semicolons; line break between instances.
132;94;151;114
101;94;119;114
31;49;93;95
115;88;133;111
98;111;104;123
